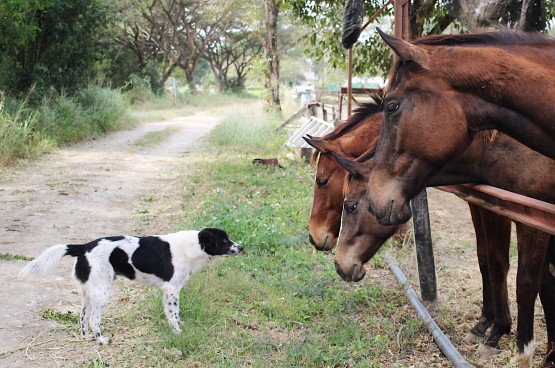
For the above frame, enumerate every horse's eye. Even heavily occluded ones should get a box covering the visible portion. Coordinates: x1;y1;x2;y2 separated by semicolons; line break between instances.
316;178;329;187
386;102;400;113
344;202;358;214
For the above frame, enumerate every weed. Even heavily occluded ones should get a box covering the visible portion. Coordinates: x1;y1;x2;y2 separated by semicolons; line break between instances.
41;309;79;325
0;252;33;261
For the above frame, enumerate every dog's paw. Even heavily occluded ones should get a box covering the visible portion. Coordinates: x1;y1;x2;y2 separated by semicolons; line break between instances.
97;336;112;345
172;322;183;334
82;334;95;341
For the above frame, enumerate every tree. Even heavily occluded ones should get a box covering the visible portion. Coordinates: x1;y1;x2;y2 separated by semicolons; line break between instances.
205;30;262;92
132;0;234;93
263;0;281;111
0;0;113;94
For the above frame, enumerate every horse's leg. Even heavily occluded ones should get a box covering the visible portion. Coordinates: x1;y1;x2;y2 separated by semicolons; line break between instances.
512;224;549;368
465;204;495;342
477;207;512;357
539;235;555;367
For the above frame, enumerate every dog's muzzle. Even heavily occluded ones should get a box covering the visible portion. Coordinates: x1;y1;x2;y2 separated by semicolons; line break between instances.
228;242;243;255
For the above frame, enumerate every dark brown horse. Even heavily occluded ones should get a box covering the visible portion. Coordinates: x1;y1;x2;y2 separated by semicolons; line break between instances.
366;29;555;226
333;132;555;366
305;102;525;361
305;102;381;251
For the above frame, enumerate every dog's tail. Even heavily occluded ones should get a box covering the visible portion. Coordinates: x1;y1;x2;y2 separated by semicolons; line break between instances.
19;244;72;278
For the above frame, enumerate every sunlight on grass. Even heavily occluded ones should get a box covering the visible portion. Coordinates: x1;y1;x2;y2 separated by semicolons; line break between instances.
133;127;180;148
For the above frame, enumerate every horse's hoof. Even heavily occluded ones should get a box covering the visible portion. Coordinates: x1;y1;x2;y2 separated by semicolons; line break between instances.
510;340;535;368
477;344;501;359
464;332;484;344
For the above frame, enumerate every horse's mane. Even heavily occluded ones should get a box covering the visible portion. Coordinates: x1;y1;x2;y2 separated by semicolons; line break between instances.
310;92;383;166
323;92;383;141
413;29;551;47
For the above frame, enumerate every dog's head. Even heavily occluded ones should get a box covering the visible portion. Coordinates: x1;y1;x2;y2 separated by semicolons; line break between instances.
198;228;243;256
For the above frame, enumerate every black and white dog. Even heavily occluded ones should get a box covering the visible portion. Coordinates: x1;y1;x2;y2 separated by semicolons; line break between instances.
19;228;243;345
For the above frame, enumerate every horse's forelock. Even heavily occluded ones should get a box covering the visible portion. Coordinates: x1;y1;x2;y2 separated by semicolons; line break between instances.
342;173;352;197
309;149;320;166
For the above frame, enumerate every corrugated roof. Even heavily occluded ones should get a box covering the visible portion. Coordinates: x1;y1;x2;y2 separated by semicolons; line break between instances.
285;116;335;148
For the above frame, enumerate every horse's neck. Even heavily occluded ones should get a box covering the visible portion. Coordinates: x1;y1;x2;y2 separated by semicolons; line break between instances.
430;133;555;202
441;47;555;159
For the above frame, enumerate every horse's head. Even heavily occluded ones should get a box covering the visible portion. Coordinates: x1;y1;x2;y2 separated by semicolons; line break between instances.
304;137;351;251
367;29;472;226
332;151;399;282
304;101;383;251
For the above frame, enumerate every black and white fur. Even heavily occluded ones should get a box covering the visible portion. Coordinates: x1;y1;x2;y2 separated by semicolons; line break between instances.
19;228;242;345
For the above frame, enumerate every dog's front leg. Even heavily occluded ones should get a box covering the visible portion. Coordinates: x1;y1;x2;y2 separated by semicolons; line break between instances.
162;287;182;333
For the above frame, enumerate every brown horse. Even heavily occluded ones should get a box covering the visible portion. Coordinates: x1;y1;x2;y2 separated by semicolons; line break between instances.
366;29;555;226
305;102;521;360
305;101;381;251
333;132;555;366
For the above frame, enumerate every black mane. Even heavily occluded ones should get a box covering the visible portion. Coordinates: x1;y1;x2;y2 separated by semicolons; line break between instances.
323;92;383;140
414;29;552;47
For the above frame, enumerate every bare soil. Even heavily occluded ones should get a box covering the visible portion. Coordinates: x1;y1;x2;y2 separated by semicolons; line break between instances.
0;112;219;367
0;110;548;367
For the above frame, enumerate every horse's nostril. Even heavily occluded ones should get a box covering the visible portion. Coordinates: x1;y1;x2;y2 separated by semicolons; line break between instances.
309;234;316;246
334;260;342;276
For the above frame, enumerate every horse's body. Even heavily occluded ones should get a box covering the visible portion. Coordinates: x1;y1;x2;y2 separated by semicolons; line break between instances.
305;101;554;365
366;29;555;226
333;130;555;366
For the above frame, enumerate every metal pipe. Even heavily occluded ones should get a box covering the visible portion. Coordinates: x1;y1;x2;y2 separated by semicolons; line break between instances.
385;255;474;368
360;0;395;32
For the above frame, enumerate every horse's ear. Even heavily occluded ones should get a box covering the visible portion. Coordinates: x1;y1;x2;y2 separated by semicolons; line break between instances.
303;136;335;153
376;28;430;69
333;153;367;178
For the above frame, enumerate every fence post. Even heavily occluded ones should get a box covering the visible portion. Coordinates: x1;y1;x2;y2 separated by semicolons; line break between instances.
410;189;438;306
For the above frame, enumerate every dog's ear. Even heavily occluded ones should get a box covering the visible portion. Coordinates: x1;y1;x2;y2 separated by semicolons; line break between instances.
198;228;230;255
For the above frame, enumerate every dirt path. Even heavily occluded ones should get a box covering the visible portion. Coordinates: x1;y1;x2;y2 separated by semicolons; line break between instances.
0;112;219;367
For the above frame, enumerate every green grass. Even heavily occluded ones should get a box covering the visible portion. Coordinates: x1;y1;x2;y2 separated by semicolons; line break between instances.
0;252;33;261
107;107;427;367
41;309;79;325
133;127;180;148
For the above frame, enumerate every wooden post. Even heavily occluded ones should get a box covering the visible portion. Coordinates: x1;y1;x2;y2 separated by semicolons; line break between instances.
394;0;437;305
347;48;353;117
410;190;438;306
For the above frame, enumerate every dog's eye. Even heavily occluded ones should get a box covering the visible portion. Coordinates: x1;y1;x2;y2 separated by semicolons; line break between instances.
344;202;358;214
316;177;329;187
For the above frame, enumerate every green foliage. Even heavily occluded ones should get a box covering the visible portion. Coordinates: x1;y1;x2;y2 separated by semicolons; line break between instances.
35;87;128;145
0;0;114;94
0;94;53;164
0;86;128;164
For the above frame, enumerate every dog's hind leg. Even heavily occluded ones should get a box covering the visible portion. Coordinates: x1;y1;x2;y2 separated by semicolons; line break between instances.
79;290;93;340
162;285;182;333
88;281;113;345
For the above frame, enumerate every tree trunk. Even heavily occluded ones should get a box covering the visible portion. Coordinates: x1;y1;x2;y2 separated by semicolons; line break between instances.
185;70;197;94
264;0;281;112
518;0;545;31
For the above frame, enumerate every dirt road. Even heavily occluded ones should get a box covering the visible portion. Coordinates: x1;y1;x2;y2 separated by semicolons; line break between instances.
0;112;219;367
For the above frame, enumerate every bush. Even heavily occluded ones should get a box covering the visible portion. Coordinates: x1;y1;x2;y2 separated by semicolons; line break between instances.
0;94;53;164
0;86;129;164
209;105;283;150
